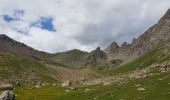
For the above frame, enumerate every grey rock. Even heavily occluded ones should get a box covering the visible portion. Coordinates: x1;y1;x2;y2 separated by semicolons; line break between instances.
105;8;170;64
61;81;72;87
0;90;15;100
0;83;13;90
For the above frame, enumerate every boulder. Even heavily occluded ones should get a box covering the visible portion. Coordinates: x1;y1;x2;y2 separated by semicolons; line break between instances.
61;81;71;87
0;83;13;90
0;90;15;100
137;87;145;91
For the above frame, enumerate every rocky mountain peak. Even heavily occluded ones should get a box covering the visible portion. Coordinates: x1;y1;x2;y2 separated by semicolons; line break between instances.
161;8;170;20
96;47;101;51
105;41;119;56
110;42;119;48
0;34;12;41
105;8;170;63
121;42;129;48
91;47;106;58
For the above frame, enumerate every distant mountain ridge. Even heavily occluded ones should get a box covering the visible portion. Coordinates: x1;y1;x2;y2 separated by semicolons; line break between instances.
0;8;170;68
105;8;170;63
0;34;110;69
0;34;48;61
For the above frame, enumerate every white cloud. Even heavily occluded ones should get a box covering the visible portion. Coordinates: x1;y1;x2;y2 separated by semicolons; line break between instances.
0;0;170;53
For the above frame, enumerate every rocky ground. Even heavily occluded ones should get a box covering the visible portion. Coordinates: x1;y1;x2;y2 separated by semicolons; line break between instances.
46;64;102;86
0;82;15;100
83;61;170;86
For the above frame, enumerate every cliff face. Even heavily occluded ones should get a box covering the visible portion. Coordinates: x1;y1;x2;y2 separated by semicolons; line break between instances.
106;8;170;63
85;47;107;68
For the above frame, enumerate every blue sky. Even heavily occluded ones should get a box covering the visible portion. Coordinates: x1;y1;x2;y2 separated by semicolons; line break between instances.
0;0;170;53
2;9;24;22
2;10;56;33
31;17;56;32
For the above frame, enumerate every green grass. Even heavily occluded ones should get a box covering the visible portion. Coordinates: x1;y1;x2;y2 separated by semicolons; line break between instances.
3;40;170;100
14;71;170;100
0;53;57;85
100;44;170;75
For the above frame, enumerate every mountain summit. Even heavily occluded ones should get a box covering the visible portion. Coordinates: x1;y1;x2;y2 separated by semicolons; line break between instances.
105;8;170;63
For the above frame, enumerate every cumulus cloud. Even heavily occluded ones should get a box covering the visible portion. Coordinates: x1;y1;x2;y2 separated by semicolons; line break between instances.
0;0;170;53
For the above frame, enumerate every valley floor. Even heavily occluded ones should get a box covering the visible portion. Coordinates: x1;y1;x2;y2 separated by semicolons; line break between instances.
14;70;170;100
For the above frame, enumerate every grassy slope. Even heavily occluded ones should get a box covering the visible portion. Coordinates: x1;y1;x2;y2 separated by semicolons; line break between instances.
14;41;170;100
14;71;170;100
0;53;56;85
47;50;88;68
100;41;170;75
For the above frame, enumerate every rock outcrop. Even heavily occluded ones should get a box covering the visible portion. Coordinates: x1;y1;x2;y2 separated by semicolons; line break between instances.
0;83;15;100
61;80;72;87
0;83;13;90
105;8;170;63
85;47;107;68
0;90;15;100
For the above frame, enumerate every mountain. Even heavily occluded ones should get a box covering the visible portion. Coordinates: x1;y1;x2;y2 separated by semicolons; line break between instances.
0;34;49;61
106;8;170;64
48;47;112;69
0;34;112;69
1;9;170;70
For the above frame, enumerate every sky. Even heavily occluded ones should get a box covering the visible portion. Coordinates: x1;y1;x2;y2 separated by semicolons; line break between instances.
0;0;170;53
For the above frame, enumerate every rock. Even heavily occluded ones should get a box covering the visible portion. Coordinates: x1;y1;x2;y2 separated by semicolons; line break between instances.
159;78;163;81
142;74;148;78
15;81;21;86
160;67;167;73
137;87;145;91
0;90;15;100
0;83;13;90
103;82;112;86
64;90;70;92
105;8;170;63
135;84;141;87
35;82;41;88
53;84;57;86
70;87;76;90
61;81;71;87
84;88;96;92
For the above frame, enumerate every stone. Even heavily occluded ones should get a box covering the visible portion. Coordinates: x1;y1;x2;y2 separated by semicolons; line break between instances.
64;90;70;92
0;83;13;90
84;88;96;92
61;81;71;87
137;87;145;91
0;90;15;100
142;74;148;78
70;87;76;90
135;84;141;87
103;82;112;86
35;82;41;88
53;84;57;86
159;78;163;81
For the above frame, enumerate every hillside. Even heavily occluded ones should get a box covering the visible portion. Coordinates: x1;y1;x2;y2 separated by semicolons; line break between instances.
0;53;56;86
14;37;170;100
106;8;170;64
0;35;112;69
